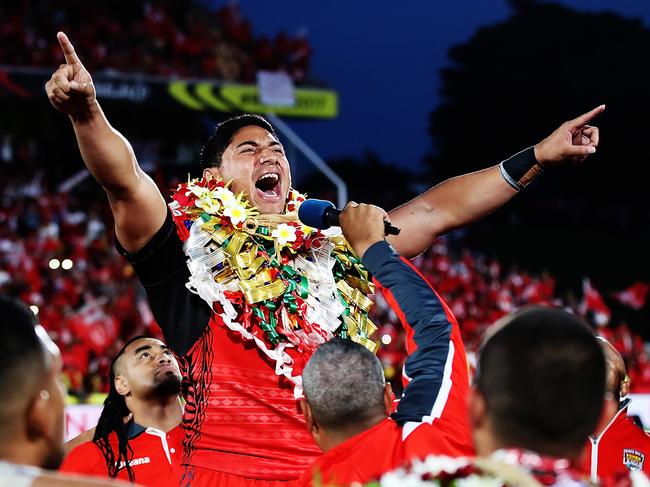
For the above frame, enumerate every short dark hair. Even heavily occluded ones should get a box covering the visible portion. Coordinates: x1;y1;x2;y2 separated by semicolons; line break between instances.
199;114;278;169
0;295;47;436
302;338;386;431
476;306;605;457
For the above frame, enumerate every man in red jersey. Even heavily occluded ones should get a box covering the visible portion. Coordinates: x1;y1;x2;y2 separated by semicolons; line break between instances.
298;203;473;485
46;30;601;486
582;337;650;482
61;336;184;486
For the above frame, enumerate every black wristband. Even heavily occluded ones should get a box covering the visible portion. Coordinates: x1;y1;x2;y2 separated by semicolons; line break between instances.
499;146;544;191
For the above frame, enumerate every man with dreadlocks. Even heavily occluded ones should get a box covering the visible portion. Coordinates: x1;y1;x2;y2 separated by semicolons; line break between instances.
60;337;184;486
47;32;602;486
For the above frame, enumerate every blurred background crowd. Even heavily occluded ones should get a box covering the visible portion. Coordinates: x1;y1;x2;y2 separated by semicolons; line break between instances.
0;0;312;82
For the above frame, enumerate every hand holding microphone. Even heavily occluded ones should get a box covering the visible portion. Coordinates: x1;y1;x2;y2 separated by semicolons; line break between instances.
298;199;399;257
298;199;400;235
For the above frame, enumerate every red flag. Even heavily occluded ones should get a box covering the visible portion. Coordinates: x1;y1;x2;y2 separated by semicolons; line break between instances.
612;282;650;310
581;279;611;326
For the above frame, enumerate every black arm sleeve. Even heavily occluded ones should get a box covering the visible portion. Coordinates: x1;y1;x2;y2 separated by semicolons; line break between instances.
115;210;211;356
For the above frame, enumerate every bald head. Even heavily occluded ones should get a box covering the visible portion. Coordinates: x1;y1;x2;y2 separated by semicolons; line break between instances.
302;338;386;432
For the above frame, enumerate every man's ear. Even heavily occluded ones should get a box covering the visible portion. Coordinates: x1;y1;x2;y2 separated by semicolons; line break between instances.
300;398;317;434
114;375;130;397
383;383;394;415
26;389;51;440
469;388;497;457
203;168;220;181
468;389;486;429
621;375;631;398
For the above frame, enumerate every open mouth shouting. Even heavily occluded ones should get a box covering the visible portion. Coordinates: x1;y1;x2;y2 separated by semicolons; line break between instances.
254;171;283;205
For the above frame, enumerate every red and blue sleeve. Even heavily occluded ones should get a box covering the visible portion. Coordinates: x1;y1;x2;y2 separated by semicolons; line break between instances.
363;241;472;452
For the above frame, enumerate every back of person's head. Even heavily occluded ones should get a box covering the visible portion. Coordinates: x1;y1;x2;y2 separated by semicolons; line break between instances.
0;295;65;469
474;306;605;459
199;114;277;170
302;338;387;433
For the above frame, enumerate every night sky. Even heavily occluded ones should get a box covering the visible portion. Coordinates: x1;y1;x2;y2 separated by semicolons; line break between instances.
237;0;650;172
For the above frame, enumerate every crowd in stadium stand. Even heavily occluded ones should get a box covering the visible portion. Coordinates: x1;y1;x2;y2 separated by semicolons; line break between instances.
0;170;159;395
2;171;649;399
0;0;312;83
374;245;650;394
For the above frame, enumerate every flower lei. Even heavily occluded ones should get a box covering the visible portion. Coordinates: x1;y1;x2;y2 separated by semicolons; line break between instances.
169;177;377;395
368;451;650;487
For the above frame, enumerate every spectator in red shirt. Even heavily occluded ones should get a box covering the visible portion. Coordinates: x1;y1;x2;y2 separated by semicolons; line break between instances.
582;337;650;481
298;204;473;485
61;336;184;486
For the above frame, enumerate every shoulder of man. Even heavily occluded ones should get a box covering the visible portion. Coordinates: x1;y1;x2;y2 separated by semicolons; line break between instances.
59;440;107;475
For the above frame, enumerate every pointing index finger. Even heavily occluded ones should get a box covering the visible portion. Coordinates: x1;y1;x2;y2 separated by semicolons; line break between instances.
57;32;81;66
568;104;606;129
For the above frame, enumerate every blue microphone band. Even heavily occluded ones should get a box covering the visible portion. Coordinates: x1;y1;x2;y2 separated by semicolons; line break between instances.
298;199;400;235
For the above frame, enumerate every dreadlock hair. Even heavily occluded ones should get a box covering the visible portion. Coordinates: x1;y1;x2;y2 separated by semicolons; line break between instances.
93;335;151;482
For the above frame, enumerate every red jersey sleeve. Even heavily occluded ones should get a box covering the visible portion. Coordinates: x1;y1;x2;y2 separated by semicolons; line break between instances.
365;242;473;457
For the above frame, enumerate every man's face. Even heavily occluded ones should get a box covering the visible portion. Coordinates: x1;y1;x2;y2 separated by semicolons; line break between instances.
118;338;182;399
35;325;66;469
207;125;292;214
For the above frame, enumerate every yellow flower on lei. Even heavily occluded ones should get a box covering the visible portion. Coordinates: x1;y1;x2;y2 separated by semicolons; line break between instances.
223;202;248;225
272;223;297;246
187;184;211;198
215;186;237;206
195;194;221;214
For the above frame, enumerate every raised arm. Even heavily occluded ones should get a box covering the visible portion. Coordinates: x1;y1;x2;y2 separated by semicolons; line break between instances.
339;204;471;443
45;32;167;252
387;105;605;258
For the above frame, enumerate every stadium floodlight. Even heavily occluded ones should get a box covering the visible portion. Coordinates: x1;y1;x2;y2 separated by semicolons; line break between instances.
62;259;74;270
49;259;61;270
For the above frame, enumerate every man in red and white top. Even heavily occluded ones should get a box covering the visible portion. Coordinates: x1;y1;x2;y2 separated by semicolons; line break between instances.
298;203;474;485
61;336;184;486
582;338;650;481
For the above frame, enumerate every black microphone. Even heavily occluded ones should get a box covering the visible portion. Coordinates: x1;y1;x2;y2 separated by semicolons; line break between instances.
298;199;401;236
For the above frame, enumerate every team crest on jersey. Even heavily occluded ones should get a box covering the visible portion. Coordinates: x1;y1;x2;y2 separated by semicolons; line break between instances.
623;449;645;471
